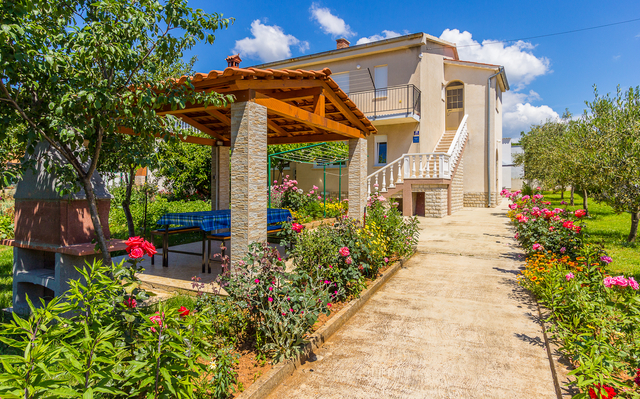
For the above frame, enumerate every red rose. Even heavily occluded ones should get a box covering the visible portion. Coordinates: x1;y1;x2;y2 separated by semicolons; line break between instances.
124;297;137;309
178;306;190;318
589;384;616;399
129;247;144;259
125;236;144;248
575;209;586;218
141;240;157;257
291;223;305;233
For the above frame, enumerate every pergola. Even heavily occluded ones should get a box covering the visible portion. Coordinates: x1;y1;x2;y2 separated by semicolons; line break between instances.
140;66;377;266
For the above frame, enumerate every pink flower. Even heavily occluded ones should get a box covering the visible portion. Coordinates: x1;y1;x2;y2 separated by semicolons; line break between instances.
339;247;350;257
309;190;315;194
268;286;273;291
255;279;260;283
629;277;639;290
318;195;322;200
268;297;273;302
141;240;157;257
600;256;612;264
292;223;304;233
509;204;518;210
560;247;566;253
565;273;574;281
149;312;164;333
574;209;586;218
384;257;389;263
312;185;319;190
324;280;330;284
327;303;332;308
532;243;543;251
129;247;144;259
346;256;353;265
124;297;137;309
514;233;519;239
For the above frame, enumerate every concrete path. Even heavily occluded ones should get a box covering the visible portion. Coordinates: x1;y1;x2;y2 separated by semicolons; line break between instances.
267;203;559;399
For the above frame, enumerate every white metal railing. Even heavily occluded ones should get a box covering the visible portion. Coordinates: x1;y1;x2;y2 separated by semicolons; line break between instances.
365;115;468;195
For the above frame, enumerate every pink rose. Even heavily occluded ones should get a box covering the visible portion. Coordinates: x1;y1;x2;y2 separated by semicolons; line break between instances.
346;256;353;265
532;243;542;251
339;247;350;257
565;273;574;281
292;223;304;233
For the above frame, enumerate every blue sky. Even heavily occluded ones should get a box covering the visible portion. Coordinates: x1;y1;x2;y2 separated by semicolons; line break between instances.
183;0;640;139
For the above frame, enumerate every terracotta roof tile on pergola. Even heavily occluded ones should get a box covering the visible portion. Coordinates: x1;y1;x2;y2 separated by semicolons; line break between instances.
158;67;377;145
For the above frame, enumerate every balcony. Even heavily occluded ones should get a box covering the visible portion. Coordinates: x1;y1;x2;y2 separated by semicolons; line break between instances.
348;84;421;125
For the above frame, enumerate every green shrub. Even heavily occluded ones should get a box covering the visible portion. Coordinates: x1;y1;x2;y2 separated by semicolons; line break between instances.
0;254;229;398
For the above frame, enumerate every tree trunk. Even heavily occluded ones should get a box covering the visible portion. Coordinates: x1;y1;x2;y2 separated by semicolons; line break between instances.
570;187;575;206
629;211;639;243
82;176;112;266
123;167;136;238
582;189;589;216
560;188;564;200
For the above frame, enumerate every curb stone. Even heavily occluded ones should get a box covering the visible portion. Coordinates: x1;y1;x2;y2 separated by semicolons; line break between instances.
236;250;416;399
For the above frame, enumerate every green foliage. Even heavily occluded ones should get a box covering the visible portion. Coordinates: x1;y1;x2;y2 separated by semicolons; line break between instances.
0;0;233;263
156;141;215;201
0;247;11;310
0;256;223;398
506;190;640;397
108;188;210;239
221;243;333;362
0;126;26;189
518;86;640;242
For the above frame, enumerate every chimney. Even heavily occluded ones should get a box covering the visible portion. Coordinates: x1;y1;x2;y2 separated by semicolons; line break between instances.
336;38;350;50
226;54;242;68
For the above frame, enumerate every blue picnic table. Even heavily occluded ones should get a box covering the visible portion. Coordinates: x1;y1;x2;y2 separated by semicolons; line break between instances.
153;209;293;270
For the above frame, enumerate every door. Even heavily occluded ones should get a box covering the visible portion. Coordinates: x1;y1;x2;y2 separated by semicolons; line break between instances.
446;82;464;130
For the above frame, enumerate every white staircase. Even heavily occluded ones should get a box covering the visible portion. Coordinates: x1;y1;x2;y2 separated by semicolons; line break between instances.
367;115;468;196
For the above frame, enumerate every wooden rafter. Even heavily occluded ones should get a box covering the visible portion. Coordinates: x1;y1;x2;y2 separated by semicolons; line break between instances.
177;114;228;142
254;97;363;139
205;109;231;125
118;127;215;147
268;133;350;145
320;84;370;133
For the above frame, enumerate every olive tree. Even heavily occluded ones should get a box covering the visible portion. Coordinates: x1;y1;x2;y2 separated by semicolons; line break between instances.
0;0;232;264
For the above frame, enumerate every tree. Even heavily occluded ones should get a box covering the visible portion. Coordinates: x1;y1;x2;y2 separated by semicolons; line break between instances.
99;56;198;237
0;0;232;265
0;125;27;190
156;139;213;200
586;86;640;242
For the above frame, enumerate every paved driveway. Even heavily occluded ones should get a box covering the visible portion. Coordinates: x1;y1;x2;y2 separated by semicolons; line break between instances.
267;203;560;399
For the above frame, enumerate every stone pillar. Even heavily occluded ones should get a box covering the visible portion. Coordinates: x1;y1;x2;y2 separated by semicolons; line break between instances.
211;146;217;210
348;138;367;220
218;146;230;209
229;101;268;267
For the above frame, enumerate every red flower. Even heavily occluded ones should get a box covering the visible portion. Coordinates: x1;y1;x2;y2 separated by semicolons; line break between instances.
178;306;190;318
589;384;616;399
575;209;586;218
129;247;144;259
125;236;144;248
562;220;574;229
141;240;157;257
291;223;305;233
124;297;137;309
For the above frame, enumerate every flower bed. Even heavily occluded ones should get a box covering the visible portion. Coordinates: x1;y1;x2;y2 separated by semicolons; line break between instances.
0;195;419;398
270;177;347;223
502;189;640;398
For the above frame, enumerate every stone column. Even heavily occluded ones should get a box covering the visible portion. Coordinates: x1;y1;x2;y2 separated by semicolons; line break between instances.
229;101;268;267
348;138;367;220
218;146;230;209
211;146;217;210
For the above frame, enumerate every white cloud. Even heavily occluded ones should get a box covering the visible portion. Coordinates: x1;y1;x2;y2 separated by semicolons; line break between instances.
440;29;550;91
233;20;309;63
310;4;355;37
503;91;559;138
613;55;621;61
356;30;402;45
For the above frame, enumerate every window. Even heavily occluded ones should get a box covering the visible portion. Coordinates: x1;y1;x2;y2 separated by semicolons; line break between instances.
374;65;388;98
332;72;349;94
375;135;388;166
446;82;463;110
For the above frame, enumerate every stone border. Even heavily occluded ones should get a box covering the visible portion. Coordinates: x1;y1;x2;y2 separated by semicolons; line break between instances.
236;250;415;399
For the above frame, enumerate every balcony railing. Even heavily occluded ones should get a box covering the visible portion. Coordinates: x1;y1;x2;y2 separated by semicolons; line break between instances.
348;84;421;121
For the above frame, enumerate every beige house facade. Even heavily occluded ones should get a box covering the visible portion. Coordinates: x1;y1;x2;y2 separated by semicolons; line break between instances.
254;32;509;216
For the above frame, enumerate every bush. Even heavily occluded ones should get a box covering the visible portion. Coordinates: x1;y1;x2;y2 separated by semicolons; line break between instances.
0;250;230;398
0;198;14;240
503;189;640;397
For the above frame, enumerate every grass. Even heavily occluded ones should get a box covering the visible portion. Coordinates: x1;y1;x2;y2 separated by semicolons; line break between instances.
543;191;640;278
0;246;12;310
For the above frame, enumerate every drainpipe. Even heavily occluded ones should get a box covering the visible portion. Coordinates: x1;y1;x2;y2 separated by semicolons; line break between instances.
486;67;503;207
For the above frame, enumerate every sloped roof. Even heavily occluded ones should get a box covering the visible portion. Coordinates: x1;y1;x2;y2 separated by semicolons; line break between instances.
160;67;376;145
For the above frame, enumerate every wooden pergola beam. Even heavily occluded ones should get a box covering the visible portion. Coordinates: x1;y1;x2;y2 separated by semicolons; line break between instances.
320;84;370;133
177;114;229;142
268;133;350;145
205;109;231;125
267;121;290;137
118;127;215;147
254;97;363;139
258;87;323;102
234;79;324;91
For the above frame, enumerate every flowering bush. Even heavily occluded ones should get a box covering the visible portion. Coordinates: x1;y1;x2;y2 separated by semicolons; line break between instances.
220;242;335;362
504;189;640;397
0;238;229;398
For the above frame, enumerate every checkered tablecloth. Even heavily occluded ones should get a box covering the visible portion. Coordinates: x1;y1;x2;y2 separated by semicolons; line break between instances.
156;209;292;232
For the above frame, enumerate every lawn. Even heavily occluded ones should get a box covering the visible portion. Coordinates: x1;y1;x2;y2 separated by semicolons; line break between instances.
543;191;640;278
0;246;11;310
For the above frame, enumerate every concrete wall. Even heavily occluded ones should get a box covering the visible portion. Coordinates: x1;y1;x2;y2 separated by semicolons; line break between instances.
451;156;464;213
